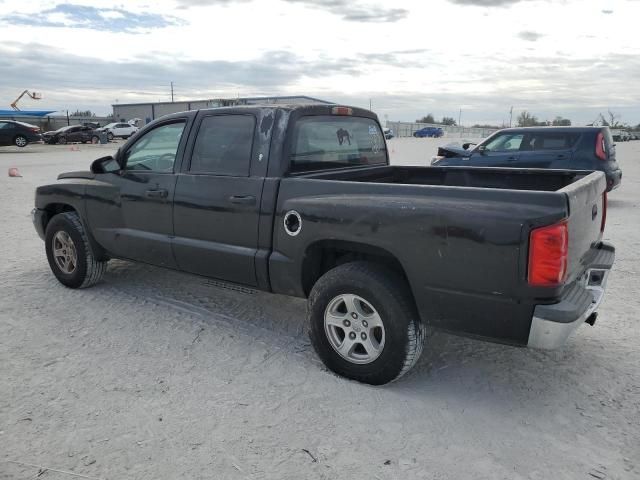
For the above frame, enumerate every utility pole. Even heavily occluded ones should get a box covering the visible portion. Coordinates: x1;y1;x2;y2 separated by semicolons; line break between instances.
458;108;462;127
369;98;372;111
509;106;513;128
171;82;174;103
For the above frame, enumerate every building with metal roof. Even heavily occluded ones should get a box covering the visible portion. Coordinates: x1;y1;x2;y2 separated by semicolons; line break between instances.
112;95;333;125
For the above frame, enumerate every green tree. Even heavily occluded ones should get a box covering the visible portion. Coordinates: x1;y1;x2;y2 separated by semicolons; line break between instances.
417;114;435;124
552;116;571;126
71;110;96;117
440;116;457;126
517;111;539;127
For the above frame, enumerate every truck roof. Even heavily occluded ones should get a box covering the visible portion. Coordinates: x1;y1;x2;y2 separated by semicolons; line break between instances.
159;103;378;121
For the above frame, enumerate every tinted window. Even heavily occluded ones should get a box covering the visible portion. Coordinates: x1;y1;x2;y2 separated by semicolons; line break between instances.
125;121;185;172
290;116;387;172
524;133;579;150
484;133;524;152
190;115;255;176
0;122;13;130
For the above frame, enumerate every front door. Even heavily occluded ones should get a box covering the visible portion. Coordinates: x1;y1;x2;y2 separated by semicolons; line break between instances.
86;119;189;267
470;132;524;166
172;113;264;286
0;122;14;146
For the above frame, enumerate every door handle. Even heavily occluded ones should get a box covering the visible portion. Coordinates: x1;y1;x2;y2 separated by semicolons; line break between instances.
145;189;168;198
229;195;256;205
507;156;517;161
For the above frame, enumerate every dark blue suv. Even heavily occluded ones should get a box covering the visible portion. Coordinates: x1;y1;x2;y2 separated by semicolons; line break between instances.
432;127;622;191
414;126;444;138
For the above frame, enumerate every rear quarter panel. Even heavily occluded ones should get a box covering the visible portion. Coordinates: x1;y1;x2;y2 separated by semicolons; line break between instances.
269;178;569;344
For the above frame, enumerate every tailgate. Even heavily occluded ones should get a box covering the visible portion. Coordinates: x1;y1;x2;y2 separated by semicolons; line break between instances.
560;171;607;284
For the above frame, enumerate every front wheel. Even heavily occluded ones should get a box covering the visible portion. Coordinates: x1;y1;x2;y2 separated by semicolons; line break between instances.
58;136;67;145
45;212;107;288
14;135;28;147
91;136;100;144
107;132;114;141
308;262;426;385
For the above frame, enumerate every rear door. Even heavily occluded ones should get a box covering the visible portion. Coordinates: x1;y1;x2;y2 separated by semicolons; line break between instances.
517;131;577;169
172;112;264;286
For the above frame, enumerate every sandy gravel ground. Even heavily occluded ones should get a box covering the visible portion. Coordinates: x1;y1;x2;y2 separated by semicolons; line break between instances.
1;138;638;480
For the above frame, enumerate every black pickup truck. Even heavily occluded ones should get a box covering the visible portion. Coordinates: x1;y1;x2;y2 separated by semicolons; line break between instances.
32;104;615;384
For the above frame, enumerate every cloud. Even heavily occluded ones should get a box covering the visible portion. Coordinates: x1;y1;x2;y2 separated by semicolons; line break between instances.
448;0;535;6
517;30;544;41
0;42;360;94
176;0;408;22
0;4;183;32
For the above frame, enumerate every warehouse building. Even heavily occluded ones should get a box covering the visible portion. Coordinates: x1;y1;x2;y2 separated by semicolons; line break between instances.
112;95;333;125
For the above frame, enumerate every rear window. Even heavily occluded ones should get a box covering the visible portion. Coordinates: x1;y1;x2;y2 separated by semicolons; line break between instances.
523;132;580;151
289;116;387;172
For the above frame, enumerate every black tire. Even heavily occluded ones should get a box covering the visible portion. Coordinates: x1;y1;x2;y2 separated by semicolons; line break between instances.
107;132;114;141
308;261;426;385
14;135;28;147
45;211;107;289
91;136;100;144
58;136;67;145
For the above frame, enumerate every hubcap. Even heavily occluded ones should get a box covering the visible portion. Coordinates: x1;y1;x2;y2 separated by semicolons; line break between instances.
52;231;78;274
324;294;386;364
16;137;26;147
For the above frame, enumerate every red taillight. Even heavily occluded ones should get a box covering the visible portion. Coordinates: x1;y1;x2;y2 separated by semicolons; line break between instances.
332;106;353;116
528;220;568;286
595;132;607;161
601;192;607;232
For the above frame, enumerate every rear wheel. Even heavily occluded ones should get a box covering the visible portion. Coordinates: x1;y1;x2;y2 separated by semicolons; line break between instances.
14;135;28;147
308;261;426;385
58;136;67;145
91;136;100;144
45;212;107;288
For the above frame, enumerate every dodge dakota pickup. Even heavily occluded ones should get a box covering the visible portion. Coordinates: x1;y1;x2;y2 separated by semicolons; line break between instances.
33;104;615;384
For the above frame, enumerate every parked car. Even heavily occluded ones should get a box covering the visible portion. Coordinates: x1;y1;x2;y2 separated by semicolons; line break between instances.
383;127;394;139
97;122;139;140
0;120;42;147
611;129;630;142
413;126;444;138
432;126;622;191
32;104;614;385
43;125;100;145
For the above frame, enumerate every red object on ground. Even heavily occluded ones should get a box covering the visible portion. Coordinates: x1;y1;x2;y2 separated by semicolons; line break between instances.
8;167;22;177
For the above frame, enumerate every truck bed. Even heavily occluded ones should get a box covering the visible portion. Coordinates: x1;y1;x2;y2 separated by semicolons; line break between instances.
299;165;584;192
273;165;607;345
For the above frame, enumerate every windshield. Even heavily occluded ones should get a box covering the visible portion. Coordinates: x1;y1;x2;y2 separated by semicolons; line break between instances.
55;126;75;133
289;116;387;172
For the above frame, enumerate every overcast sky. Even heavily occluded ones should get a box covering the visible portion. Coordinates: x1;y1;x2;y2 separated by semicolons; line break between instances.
0;0;638;125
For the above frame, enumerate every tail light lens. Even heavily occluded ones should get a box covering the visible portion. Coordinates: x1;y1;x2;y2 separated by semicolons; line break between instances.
332;106;353;116
528;220;568;286
595;132;607;161
601;192;607;232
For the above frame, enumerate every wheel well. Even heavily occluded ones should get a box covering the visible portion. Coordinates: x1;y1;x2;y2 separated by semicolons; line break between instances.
41;203;77;230
302;240;411;297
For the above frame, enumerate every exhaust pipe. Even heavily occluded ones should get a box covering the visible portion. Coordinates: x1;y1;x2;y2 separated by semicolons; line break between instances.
585;312;598;326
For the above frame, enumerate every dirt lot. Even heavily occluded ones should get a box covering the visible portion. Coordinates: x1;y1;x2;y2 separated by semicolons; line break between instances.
1;139;638;480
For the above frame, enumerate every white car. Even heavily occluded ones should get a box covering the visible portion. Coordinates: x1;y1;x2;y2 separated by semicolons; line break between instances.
98;122;139;140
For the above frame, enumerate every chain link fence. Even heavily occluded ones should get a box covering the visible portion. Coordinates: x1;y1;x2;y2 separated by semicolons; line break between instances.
386;121;498;139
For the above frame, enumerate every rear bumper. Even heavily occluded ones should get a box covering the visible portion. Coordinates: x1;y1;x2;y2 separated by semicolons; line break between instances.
527;242;615;349
606;170;622;191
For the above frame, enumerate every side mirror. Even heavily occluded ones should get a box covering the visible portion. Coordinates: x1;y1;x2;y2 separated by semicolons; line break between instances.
90;155;121;174
477;145;487;155
462;142;477;150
